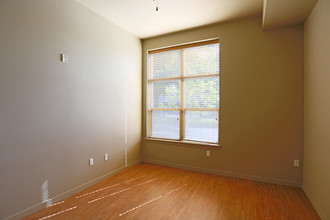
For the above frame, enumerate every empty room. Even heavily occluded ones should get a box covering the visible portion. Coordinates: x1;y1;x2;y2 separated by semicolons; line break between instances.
0;0;329;219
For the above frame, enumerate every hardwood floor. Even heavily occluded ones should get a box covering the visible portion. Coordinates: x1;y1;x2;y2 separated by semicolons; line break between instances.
24;163;320;220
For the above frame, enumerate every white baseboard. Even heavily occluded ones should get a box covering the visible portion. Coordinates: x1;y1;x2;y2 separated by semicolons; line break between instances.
4;160;141;220
303;186;328;220
143;158;302;187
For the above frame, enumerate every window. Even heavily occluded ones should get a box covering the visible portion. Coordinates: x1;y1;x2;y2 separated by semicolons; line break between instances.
147;39;220;144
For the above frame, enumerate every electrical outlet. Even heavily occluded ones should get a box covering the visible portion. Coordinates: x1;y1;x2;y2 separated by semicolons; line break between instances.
206;151;211;157
293;159;300;167
104;153;108;161
89;158;94;166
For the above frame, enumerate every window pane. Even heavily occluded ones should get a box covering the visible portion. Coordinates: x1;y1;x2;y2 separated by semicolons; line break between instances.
152;80;181;108
184;77;219;108
151;111;180;139
184;44;219;76
185;111;218;143
151;50;181;79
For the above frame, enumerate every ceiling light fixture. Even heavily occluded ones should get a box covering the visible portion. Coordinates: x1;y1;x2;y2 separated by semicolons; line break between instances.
153;0;159;11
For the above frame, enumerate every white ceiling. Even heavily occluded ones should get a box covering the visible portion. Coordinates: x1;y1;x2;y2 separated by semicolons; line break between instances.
76;0;263;39
76;0;317;39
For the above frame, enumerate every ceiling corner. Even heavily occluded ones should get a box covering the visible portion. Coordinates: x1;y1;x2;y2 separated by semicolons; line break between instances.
262;0;317;31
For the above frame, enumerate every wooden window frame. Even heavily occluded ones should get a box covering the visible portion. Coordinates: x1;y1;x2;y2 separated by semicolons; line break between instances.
147;39;220;146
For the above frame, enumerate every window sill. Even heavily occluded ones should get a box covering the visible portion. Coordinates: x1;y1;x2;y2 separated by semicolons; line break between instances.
145;137;222;150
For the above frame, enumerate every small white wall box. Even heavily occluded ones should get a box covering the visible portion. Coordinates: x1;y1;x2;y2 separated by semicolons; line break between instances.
61;53;68;63
293;159;300;167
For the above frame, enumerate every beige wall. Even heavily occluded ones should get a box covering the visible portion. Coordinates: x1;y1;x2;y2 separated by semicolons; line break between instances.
142;17;304;186
0;0;141;219
303;0;330;219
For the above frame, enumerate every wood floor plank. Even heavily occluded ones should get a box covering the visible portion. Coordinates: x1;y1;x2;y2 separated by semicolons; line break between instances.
23;163;320;220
